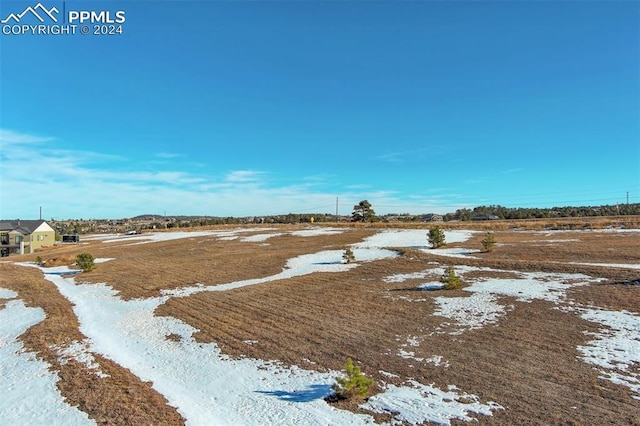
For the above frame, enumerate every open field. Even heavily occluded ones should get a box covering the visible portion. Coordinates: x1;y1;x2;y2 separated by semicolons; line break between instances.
1;222;639;425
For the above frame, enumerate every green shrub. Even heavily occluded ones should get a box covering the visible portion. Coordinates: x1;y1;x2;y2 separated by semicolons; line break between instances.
34;256;44;266
481;232;496;252
342;247;355;264
331;357;374;400
440;266;463;290
428;225;446;248
75;253;95;272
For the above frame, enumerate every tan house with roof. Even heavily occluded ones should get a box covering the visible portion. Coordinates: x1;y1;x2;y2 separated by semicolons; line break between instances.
0;220;56;256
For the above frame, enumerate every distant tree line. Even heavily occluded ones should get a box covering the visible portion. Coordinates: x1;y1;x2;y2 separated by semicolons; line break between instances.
152;213;339;228
443;203;640;221
49;202;640;235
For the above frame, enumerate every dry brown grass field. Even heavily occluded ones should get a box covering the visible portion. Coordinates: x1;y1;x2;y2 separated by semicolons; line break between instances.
1;219;639;425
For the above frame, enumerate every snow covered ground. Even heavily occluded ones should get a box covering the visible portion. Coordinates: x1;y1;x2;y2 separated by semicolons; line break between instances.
1;227;639;424
383;263;640;402
0;291;93;425
577;309;640;400
92;226;346;245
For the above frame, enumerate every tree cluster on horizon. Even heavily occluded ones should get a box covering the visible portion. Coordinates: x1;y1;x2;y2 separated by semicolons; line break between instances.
443;203;640;221
47;201;640;234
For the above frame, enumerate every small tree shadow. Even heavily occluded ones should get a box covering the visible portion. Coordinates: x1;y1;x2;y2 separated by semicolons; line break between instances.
614;278;640;286
44;270;81;276
323;392;346;403
408;245;430;249
389;284;444;292
256;384;332;403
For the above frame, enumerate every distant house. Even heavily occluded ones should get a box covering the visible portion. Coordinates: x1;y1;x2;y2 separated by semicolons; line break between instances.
423;214;443;222
0;220;56;256
471;214;500;221
62;234;80;243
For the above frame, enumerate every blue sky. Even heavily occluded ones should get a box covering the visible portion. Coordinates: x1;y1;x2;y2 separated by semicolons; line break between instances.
1;0;638;219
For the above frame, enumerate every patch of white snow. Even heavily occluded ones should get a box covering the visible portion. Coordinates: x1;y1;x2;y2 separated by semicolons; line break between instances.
569;262;640;270
427;247;481;259
433;294;507;334
289;228;344;237
52;340;110;378
464;272;597;303
241;233;284;242
577;308;640;399
363;380;503;425
0;288;17;299
0;296;93;424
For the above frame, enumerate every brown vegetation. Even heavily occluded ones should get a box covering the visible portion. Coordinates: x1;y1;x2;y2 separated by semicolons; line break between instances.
0;264;184;425
1;222;639;424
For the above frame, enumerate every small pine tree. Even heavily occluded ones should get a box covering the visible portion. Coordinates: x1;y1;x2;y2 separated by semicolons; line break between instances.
342;247;355;264
332;358;374;400
440;266;463;290
34;256;44;266
481;232;496;252
75;253;95;272
428;225;446;248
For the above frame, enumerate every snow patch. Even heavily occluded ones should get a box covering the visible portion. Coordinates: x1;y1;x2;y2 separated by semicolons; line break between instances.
289;227;344;237
398;348;423;362
433;294;507;334
577;309;640;399
241;233;284;242
427;247;481;259
101;228;267;244
425;355;450;368
384;271;433;283
569;262;640;270
464;271;596;303
363;380;503;425
355;229;473;250
0;297;93;424
0;288;18;299
51;340;110;378
164;248;397;298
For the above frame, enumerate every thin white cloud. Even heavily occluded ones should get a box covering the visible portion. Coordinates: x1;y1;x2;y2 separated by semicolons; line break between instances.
376;152;406;164
224;170;264;183
345;184;372;190
0;129;54;146
154;152;184;159
302;173;335;183
1;129;461;218
376;147;441;164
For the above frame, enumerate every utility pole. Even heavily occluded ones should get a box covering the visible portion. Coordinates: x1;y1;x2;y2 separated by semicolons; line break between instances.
335;197;339;222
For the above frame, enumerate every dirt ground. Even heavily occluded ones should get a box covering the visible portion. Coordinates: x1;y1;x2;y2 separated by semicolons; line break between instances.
0;264;185;425
1;221;639;425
